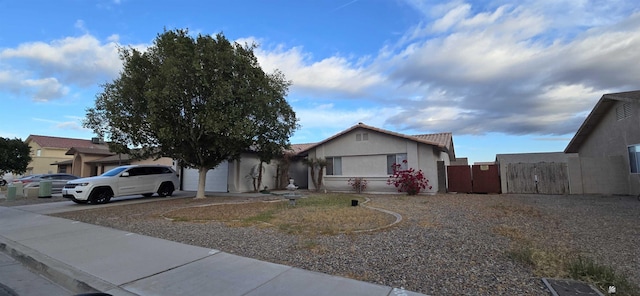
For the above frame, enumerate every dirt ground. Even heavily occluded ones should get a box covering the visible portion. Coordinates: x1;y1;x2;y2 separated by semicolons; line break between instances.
4;192;640;295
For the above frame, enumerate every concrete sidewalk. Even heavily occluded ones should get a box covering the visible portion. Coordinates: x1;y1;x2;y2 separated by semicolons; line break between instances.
0;206;426;296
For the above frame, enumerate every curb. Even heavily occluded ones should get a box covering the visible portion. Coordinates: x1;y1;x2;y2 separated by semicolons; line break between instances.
0;236;137;296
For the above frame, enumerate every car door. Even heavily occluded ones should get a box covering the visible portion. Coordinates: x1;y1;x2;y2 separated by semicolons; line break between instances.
117;167;145;196
138;167;158;193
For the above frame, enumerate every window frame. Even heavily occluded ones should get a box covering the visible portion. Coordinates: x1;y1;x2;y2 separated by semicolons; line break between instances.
629;144;640;174
387;153;408;174
325;157;342;176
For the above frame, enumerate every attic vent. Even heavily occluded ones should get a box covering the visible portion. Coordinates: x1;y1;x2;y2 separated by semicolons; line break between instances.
355;133;369;142
616;103;632;120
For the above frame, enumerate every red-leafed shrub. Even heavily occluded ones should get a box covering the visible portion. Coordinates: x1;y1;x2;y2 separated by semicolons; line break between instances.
348;177;368;193
387;160;431;195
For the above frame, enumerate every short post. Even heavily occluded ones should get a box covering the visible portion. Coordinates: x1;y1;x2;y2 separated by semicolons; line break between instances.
7;185;16;201
14;182;23;198
39;180;52;198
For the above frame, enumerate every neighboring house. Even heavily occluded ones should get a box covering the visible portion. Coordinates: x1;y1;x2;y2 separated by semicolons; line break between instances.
37;136;173;178
565;90;640;195
68;149;173;178
296;123;455;193
25;135;109;175
185;144;312;193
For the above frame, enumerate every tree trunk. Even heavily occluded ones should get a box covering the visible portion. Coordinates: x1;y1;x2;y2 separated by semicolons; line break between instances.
317;166;324;192
257;161;264;191
195;166;207;199
309;166;317;190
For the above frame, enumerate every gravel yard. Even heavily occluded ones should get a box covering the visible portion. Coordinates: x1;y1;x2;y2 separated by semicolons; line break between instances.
8;192;640;295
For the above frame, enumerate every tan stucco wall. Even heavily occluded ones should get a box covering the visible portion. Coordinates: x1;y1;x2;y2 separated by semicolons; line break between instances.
575;100;640;195
26;142;73;175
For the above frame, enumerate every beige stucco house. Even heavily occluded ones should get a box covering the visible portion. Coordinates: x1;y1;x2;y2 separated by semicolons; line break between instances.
565;90;640;195
296;123;455;193
25;135;109;175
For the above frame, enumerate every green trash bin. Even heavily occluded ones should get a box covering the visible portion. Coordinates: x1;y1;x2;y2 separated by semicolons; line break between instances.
7;185;16;201
39;180;52;198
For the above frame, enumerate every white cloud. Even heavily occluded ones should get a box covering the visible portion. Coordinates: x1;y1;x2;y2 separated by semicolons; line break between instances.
0;70;68;101
377;2;640;135
0;33;142;102
254;45;385;97
431;3;471;32
266;1;640;137
32;117;88;132
23;78;69;102
0;34;122;87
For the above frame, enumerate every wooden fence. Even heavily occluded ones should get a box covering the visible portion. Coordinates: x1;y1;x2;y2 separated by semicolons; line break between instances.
505;162;569;194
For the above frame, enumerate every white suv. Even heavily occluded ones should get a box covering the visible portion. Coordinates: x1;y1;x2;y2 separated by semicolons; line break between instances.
63;165;180;204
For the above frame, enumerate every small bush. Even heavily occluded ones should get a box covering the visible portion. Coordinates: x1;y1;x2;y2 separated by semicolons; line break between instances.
348;177;367;193
387;160;431;195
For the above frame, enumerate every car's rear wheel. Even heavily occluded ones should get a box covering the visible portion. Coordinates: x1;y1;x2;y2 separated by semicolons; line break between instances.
158;182;174;197
0;180;6;186
90;188;113;204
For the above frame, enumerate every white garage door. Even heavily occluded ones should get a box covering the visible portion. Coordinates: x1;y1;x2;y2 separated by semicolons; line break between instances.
181;161;228;192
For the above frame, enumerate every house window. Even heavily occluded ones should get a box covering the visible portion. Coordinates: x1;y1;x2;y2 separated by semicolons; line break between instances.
356;134;361;141
617;103;632;120
36;149;41;157
629;145;640;173
58;166;67;173
387;153;408;174
326;157;342;175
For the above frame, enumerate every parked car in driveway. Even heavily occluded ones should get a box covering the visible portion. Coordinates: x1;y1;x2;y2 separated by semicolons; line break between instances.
15;174;79;194
62;165;179;204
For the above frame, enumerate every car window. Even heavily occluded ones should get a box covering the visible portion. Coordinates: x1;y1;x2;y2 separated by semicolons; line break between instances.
127;167;145;176
53;175;76;180
150;167;165;175
102;167;128;177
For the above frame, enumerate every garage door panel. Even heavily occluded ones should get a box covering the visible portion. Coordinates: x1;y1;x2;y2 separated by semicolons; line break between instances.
182;162;228;192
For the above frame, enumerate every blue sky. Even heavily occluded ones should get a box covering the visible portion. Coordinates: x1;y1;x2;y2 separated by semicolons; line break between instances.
1;0;639;163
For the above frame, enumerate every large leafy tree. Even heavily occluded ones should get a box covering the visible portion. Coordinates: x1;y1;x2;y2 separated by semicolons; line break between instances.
85;29;298;198
0;137;32;175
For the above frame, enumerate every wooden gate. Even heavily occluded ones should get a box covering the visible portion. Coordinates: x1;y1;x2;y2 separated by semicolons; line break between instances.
447;165;472;193
472;164;501;194
506;162;569;194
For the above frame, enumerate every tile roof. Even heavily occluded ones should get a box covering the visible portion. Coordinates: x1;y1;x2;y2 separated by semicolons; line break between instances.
565;90;640;153
287;143;316;154
26;135;107;149
85;154;131;164
65;147;113;156
412;132;453;152
296;123;455;159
